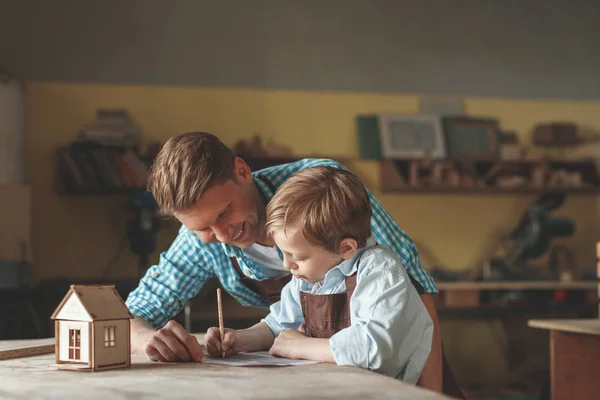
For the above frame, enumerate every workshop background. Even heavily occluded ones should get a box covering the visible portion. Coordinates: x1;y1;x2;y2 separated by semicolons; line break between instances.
1;1;599;399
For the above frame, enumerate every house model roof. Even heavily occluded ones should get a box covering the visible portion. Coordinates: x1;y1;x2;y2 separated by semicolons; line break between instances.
51;284;134;321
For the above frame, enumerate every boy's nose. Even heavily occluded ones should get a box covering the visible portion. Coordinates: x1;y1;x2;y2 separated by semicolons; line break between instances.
283;258;297;270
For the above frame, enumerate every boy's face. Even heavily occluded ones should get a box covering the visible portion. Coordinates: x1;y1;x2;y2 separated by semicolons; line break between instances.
273;229;348;284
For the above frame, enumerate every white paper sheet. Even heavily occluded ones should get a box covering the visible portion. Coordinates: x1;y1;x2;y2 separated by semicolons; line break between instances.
202;351;320;367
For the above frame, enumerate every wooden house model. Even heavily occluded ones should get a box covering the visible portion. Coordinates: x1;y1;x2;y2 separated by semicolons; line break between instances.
50;284;134;371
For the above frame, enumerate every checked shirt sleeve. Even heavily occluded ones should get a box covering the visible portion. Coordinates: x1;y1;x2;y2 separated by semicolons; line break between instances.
125;226;216;329
367;193;438;294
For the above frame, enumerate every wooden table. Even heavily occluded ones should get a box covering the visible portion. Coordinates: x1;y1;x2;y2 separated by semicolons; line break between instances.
435;280;597;309
0;334;451;400
528;318;600;400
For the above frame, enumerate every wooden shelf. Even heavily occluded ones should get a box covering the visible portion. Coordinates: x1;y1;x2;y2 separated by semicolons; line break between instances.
437;280;597;291
55;142;151;197
380;158;600;195
57;188;146;196
381;187;600;195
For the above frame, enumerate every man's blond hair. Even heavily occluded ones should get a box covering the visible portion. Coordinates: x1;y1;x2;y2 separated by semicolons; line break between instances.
266;166;372;253
147;132;236;215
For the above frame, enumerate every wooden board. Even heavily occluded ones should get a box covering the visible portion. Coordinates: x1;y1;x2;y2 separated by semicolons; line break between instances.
0;334;450;399
437;280;596;291
550;330;600;400
528;318;600;336
0;184;32;262
0;337;54;360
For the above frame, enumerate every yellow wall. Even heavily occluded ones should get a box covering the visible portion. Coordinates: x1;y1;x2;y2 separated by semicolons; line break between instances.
26;82;600;284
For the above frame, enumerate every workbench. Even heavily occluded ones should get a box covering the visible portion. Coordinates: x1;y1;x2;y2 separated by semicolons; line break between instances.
528;318;600;400
0;334;451;400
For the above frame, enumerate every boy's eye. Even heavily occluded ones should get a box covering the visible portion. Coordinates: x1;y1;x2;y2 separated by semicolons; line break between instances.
219;207;230;218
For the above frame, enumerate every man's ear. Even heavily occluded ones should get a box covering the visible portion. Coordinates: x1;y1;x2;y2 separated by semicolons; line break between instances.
233;157;253;183
339;238;358;260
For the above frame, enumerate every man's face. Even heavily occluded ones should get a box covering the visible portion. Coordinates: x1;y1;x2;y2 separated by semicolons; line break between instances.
273;229;343;284
174;159;263;248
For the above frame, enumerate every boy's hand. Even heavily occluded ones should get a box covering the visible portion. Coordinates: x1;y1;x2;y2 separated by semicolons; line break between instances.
204;327;238;357
269;328;307;359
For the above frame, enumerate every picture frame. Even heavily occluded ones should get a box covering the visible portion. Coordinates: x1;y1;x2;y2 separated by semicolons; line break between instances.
442;116;500;160
377;114;447;160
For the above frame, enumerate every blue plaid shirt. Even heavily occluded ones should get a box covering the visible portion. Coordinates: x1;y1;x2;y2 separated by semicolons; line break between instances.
125;158;438;329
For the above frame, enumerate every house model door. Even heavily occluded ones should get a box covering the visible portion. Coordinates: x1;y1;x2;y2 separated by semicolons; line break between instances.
68;328;81;361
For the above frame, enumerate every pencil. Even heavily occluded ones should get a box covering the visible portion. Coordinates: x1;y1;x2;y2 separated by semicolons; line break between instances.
217;288;225;358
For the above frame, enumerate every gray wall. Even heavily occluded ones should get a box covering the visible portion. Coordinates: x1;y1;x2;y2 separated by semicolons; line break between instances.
1;0;599;99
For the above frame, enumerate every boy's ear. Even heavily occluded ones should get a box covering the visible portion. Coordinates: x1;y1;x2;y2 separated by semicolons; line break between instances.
339;238;358;260
233;157;253;183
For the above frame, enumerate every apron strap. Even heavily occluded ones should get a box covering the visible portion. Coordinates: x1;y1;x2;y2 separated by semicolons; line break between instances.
230;257;291;304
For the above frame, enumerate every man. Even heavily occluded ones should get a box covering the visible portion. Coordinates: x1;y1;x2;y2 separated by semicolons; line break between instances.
125;131;443;392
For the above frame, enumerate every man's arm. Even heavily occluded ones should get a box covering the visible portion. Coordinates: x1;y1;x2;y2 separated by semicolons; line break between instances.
125;226;215;361
417;294;443;392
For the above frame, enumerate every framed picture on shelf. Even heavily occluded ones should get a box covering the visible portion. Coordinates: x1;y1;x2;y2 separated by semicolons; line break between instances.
378;114;447;160
442;117;500;160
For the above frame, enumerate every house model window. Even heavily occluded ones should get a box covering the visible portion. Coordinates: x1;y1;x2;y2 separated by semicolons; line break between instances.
104;326;116;348
68;329;81;360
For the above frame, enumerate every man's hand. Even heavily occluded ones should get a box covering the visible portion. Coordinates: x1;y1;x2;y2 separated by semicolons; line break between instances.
132;319;203;362
204;327;238;357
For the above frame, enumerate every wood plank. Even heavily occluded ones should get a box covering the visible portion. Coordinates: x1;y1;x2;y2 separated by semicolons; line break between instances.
528;319;600;335
381;187;600;194
0;337;55;360
0;184;32;262
437;280;596;291
0;333;450;400
550;330;600;400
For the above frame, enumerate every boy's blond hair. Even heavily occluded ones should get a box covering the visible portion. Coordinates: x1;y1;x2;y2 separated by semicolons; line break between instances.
266;166;372;253
147;132;236;215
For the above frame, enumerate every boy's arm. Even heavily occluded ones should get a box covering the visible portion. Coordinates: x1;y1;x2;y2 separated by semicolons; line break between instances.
269;326;335;363
235;322;276;352
328;252;434;384
205;322;275;356
261;278;305;335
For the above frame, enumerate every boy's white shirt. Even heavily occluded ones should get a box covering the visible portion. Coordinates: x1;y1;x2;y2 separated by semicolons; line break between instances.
262;237;434;385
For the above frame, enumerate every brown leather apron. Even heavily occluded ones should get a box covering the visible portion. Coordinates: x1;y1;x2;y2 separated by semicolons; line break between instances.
299;274;357;337
298;270;468;399
231;257;291;304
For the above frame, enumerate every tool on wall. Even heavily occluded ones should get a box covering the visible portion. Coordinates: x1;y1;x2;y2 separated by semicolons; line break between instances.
126;191;160;277
478;190;577;282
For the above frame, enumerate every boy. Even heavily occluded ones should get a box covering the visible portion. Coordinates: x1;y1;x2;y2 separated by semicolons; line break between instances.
205;166;433;384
